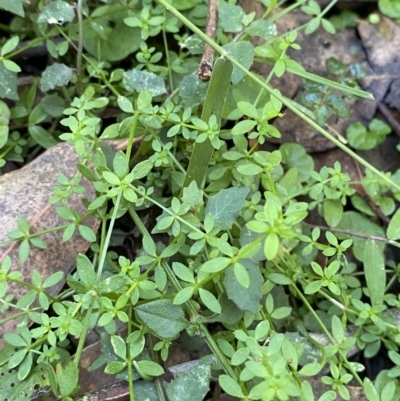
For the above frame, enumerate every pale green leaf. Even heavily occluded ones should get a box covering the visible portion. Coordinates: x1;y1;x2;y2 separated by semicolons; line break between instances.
205;186;250;230
0;0;24;17
387;208;400;240
123;69;166;96
40;63;73;92
37;1;75;24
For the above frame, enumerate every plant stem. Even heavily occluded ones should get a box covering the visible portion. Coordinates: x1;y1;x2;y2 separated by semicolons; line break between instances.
76;0;84;95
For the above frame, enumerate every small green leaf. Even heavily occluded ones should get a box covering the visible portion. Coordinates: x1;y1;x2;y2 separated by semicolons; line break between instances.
4;333;26;347
104;361;126;374
271;307;292;320
117;96;134;113
3;59;21;73
19;239;30;263
363;377;380;401
232;119;257;136
132;159;153;180
1;36;19;56
76;253;96;288
199;288;221;314
264;232;279;260
18;352;33;381
323;199;343;227
332;315;344;343
8;349;27;369
268;273;292;285
172;262;195;283
387;208;400;240
219;375;244;398
111;335;126;360
299;363;322;376
200;257;231;273
135;360;164;377
43;271;64;288
79;224;96;243
173;287;194;304
103;171;121;185
234;263;250;288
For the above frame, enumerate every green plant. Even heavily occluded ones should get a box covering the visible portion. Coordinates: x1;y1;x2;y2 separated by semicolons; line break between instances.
0;1;400;401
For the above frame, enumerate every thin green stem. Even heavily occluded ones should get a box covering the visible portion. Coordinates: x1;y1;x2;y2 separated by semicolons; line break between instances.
126;308;135;401
76;0;84;95
126;111;140;161
162;10;174;92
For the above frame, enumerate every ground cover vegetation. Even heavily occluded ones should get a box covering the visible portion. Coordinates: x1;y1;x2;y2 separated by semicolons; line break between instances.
0;0;400;400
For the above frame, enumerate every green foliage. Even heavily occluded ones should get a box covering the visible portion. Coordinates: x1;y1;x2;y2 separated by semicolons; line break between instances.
346;119;391;150
379;0;400;19
0;1;399;401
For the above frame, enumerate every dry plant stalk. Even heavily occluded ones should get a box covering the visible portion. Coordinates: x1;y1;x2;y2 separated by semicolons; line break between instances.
197;0;218;82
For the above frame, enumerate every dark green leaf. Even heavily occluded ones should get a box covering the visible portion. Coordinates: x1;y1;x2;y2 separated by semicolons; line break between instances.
179;74;208;107
0;63;18;100
37;1;75;24
164;361;212;401
123;69;166;96
59;361;78;397
28;126;58;149
218;2;244;33
83;18;141;62
40;63;73;92
135;299;188;339
223;41;254;85
224;258;263;314
205;187;250;230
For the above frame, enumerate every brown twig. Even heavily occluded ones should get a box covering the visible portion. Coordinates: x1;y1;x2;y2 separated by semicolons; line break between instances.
378;102;400;139
197;0;218;82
